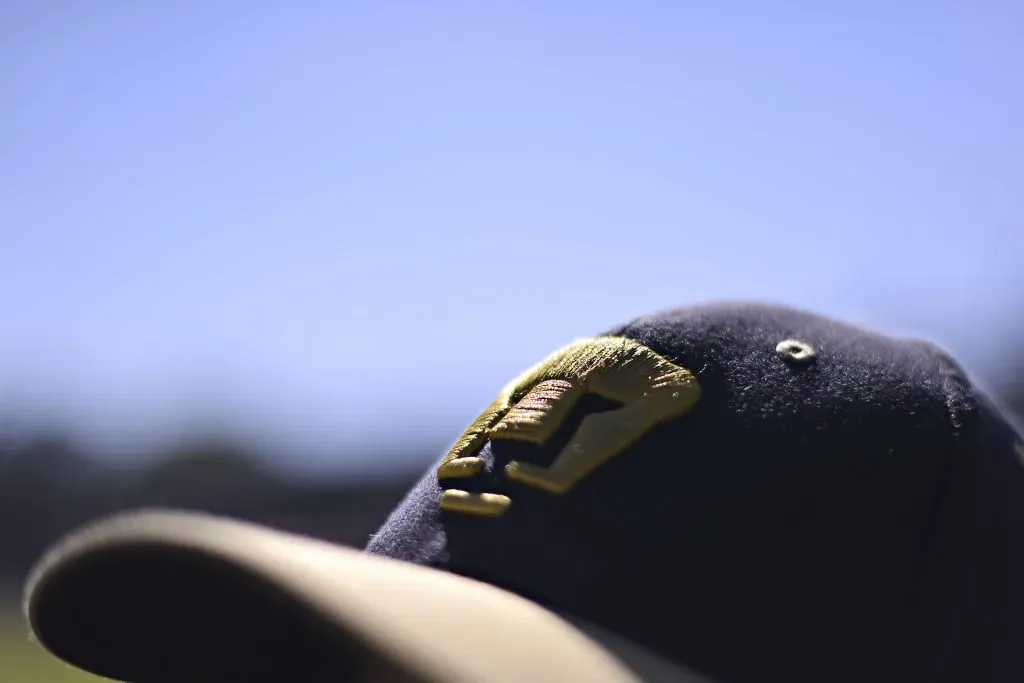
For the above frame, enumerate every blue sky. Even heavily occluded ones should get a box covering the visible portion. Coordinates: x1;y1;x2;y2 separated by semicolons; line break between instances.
2;2;1022;475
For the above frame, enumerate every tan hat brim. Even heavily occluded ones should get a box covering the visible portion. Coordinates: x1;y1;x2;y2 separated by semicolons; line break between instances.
24;509;712;683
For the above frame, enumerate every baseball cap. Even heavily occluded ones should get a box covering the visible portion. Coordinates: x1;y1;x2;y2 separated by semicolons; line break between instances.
23;302;1024;682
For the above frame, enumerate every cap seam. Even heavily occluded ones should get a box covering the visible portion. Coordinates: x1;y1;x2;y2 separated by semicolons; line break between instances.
917;351;979;682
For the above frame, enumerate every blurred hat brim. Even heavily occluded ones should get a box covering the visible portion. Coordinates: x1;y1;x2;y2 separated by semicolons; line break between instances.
24;509;713;683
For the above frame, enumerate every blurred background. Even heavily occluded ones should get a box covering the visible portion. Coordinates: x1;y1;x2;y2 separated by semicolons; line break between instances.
2;2;1023;680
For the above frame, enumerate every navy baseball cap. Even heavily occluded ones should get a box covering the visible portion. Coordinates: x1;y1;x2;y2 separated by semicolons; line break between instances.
23;302;1024;682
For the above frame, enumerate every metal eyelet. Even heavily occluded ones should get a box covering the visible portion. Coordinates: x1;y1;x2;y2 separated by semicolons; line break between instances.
776;339;816;364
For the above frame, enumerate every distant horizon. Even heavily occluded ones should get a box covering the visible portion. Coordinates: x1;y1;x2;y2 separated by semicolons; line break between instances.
4;295;1023;478
4;3;1022;475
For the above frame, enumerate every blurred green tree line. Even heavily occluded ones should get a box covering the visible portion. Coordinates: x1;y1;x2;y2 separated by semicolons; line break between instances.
0;432;420;590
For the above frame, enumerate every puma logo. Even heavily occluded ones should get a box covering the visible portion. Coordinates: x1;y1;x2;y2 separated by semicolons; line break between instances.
436;336;701;516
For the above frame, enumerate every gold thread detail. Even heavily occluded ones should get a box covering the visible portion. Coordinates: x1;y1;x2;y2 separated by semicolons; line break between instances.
487;379;584;444
439;490;512;517
437;336;701;506
436;456;485;479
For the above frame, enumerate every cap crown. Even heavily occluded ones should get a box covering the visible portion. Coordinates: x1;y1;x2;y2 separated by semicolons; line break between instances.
367;303;1024;683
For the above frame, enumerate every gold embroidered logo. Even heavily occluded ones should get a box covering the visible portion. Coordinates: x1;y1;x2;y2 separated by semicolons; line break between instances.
437;336;701;517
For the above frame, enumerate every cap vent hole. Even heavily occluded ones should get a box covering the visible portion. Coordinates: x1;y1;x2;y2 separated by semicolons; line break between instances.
776;339;816;364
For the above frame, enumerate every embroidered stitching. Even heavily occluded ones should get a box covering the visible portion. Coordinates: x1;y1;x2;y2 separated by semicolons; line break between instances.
438;336;701;516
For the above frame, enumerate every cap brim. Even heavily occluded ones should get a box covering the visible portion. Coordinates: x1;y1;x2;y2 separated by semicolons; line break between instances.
24;509;713;683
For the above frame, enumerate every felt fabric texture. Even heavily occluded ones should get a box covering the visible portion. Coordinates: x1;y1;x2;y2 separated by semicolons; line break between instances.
365;302;1024;683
